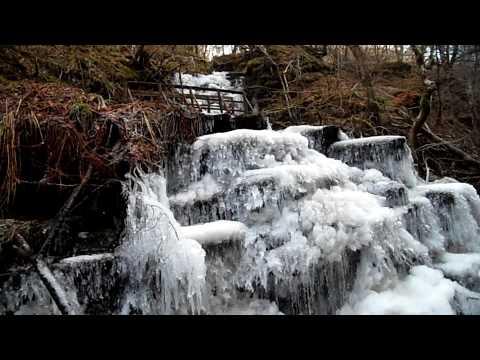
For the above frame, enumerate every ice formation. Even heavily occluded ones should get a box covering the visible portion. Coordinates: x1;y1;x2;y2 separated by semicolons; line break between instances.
116;126;480;314
328;135;418;187
117;171;207;314
413;183;480;253
180;221;247;246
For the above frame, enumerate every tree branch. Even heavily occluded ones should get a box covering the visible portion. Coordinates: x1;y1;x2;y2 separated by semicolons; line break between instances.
12;234;75;315
421;125;480;166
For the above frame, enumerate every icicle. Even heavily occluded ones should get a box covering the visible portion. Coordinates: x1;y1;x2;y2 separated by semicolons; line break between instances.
118;170;207;314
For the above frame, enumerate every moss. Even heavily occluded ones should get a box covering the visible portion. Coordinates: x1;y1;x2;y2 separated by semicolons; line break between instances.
69;102;94;123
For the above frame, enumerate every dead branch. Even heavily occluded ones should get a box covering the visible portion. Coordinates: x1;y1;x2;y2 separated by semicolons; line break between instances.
347;46;381;125
256;46;296;121
421;125;480;166
12;234;75;315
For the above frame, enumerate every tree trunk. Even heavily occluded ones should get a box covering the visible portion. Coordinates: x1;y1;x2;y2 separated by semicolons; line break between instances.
409;82;436;150
409;46;436;148
348;45;381;125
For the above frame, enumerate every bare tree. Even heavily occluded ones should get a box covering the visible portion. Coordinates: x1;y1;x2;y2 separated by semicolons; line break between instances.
348;45;381;125
408;45;436;152
256;45;297;121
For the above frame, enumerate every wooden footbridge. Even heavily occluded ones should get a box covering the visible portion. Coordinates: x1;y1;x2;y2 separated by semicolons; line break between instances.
125;81;255;116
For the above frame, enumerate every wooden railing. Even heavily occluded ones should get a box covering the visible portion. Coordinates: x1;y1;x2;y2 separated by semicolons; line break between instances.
125;81;254;116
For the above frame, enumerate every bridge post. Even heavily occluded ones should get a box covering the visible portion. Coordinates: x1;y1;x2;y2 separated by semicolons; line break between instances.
218;90;223;114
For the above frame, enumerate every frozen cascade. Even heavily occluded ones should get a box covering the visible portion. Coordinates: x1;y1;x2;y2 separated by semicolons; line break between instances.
4;118;480;314
165;127;480;314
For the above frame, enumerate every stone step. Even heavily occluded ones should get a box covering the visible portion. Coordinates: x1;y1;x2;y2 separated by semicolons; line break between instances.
357;178;409;208
54;253;125;315
328;135;417;187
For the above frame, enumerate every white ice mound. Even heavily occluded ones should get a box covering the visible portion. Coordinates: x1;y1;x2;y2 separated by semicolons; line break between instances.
435;252;480;279
236;163;346;190
339;265;458;315
194;129;308;158
181;220;247;246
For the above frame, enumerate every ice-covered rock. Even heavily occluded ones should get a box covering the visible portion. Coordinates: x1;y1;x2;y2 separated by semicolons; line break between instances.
0;254;118;315
328;135;417;187
402;195;446;255
451;286;480;315
414;183;480;253
434;252;480;292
